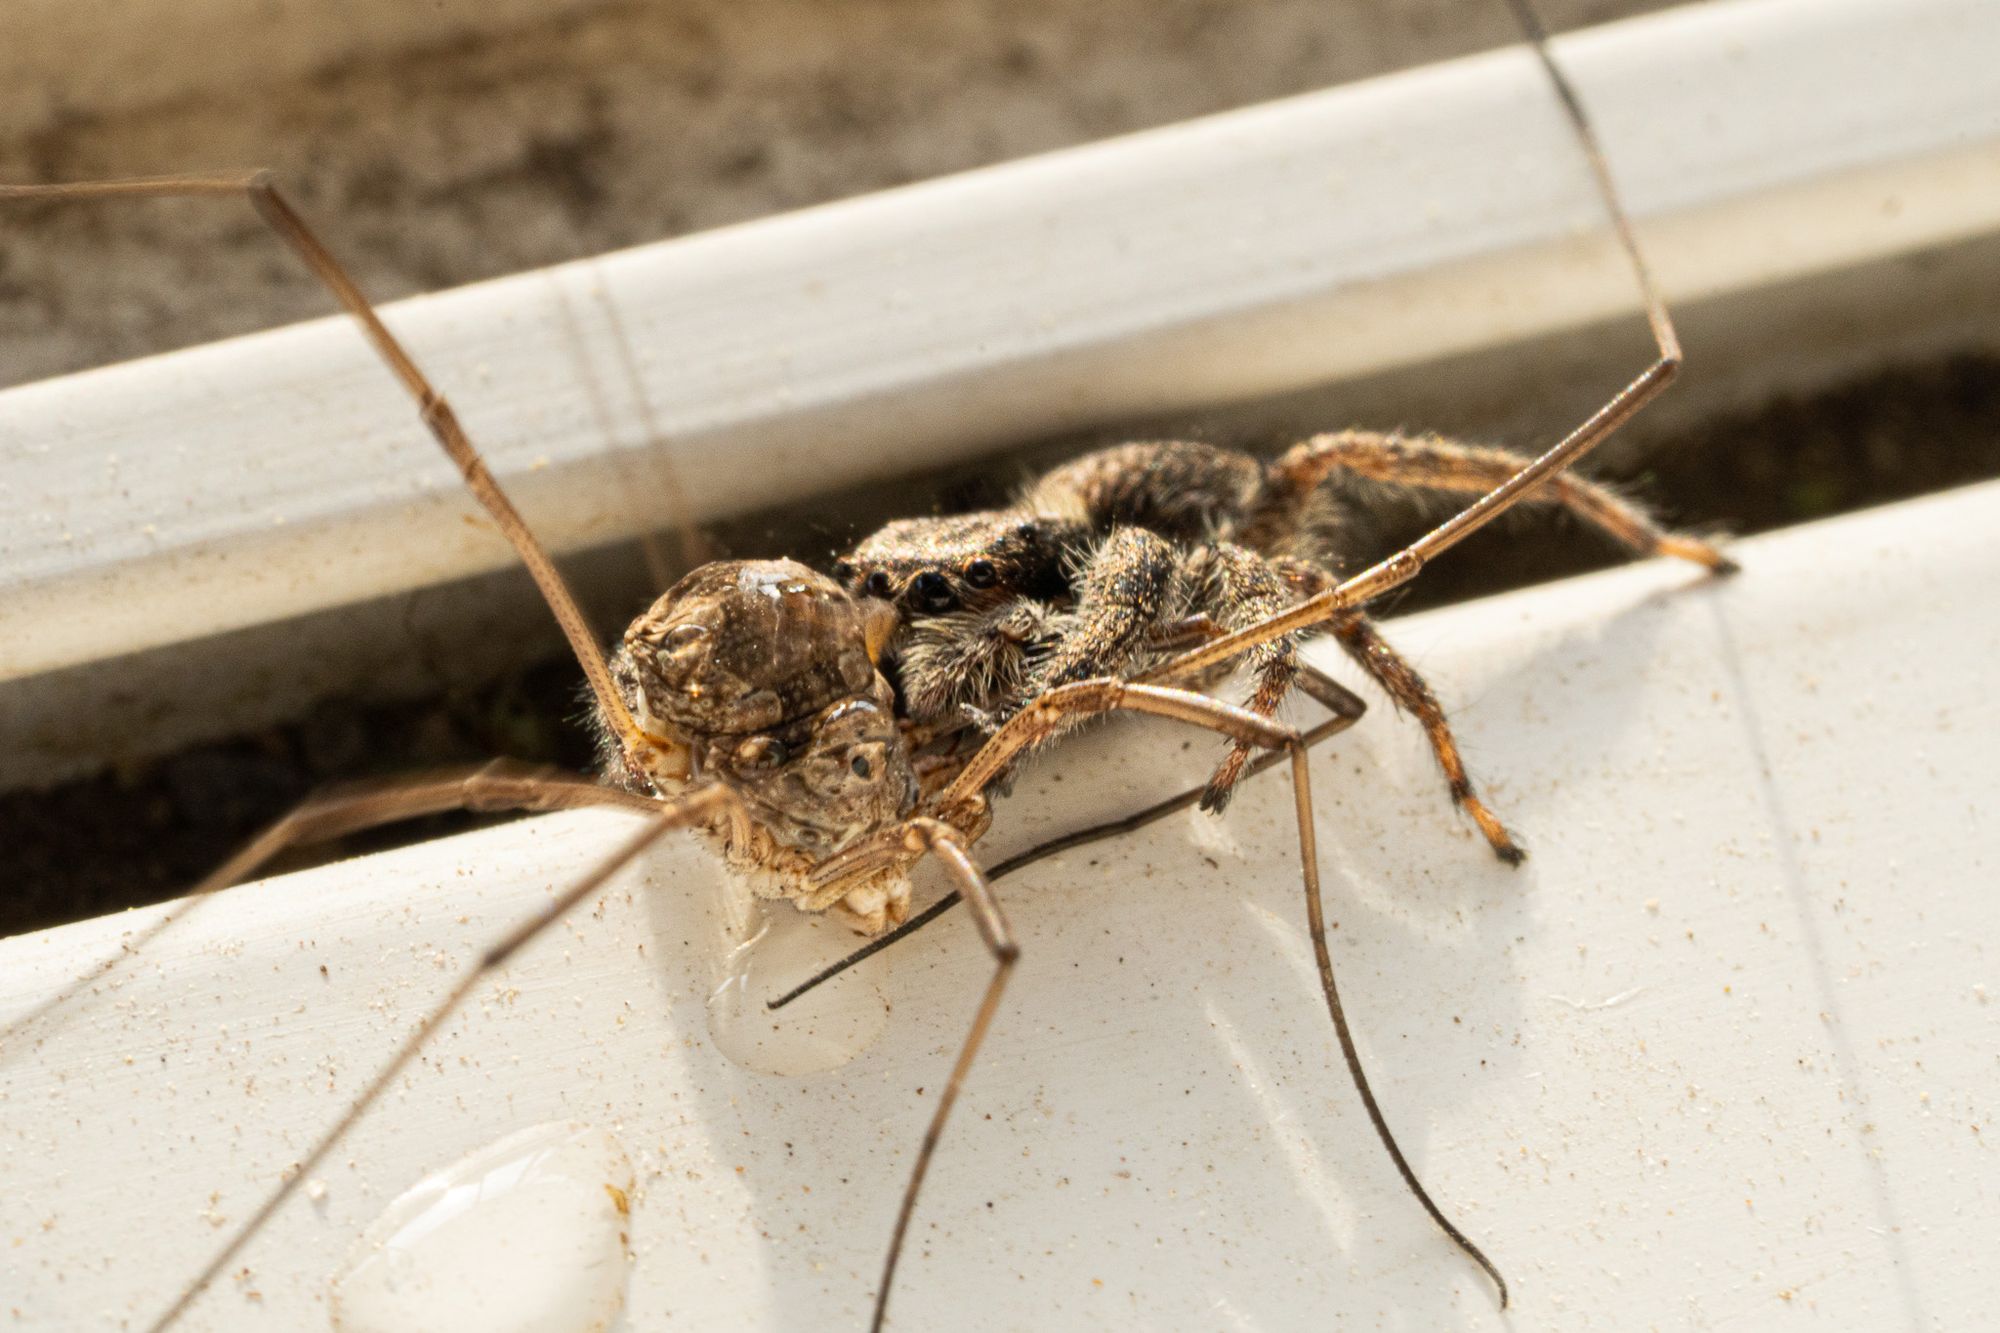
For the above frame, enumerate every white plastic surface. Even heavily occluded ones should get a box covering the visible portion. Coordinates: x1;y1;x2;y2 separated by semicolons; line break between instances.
3;0;1997;680
329;1121;635;1333
3;481;1994;1328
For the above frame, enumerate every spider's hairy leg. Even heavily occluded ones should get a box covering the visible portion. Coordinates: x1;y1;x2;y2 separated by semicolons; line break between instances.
1331;611;1523;864
1139;0;1688;687
1016;526;1175;714
0;175;679;785
1256;429;1736;573
929;678;1508;1308
1183;543;1300;814
1;762;658;1054
150;783;734;1333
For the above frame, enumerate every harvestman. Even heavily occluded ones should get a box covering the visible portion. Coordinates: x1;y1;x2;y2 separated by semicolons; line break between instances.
0;0;1720;1325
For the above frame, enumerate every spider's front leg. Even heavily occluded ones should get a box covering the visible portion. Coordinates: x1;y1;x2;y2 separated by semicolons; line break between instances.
1016;527;1174;701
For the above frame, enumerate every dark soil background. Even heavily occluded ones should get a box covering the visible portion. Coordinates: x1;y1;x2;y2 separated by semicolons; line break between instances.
6;347;1996;936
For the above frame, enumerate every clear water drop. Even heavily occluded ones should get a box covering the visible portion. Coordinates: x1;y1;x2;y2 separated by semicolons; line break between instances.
331;1122;633;1333
705;889;892;1077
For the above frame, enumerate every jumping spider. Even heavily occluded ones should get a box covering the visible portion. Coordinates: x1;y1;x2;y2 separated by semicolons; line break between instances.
839;433;1735;860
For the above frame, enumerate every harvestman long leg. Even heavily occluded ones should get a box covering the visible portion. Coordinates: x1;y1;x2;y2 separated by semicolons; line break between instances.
0;175;693;1055
856;674;1506;1331
0;174;679;786
0;762;658;1052
149;783;740;1331
1143;0;1690;689
128;724;1362;1332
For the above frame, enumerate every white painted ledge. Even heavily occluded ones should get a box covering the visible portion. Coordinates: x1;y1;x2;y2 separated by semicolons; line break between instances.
2;0;1997;682
3;481;1994;1328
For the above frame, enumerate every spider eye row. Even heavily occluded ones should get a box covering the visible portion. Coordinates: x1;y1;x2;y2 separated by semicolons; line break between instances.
846;557;999;603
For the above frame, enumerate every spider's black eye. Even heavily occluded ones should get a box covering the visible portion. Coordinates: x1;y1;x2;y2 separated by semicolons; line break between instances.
832;560;855;583
734;736;788;771
850;754;873;779
911;570;958;613
963;558;998;588
863;570;893;599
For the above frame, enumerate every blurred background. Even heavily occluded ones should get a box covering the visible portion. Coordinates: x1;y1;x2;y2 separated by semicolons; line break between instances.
2;0;1996;931
2;0;1672;387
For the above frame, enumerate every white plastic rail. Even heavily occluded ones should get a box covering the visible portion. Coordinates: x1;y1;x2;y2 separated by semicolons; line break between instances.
1;0;1996;681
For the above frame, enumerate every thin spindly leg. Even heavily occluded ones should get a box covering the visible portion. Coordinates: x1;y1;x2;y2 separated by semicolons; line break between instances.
1254;428;1734;571
0;176;677;783
149;783;737;1333
1;762;660;1055
870;819;1019;1333
766;663;1365;1013
1332;611;1523;864
1138;0;1686;685
915;679;1508;1308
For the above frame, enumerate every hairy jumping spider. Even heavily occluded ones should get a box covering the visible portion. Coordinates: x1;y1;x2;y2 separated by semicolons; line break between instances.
839;433;1733;859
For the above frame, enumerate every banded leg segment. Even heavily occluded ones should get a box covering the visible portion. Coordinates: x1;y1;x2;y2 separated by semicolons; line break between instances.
1331;612;1523;864
0;175;675;783
1256;429;1734;571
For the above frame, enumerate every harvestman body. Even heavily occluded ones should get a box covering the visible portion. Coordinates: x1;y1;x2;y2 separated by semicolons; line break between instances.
1;1;1726;1326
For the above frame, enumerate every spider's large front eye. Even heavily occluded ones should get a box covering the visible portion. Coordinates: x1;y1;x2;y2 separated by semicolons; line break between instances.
734;736;788;771
911;570;958;613
863;570;893;599
964;558;997;588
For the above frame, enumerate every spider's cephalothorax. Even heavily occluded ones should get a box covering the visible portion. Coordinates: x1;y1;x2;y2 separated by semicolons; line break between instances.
839;433;1733;851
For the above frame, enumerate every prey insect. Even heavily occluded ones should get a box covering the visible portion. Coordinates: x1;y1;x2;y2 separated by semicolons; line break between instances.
3;0;1719;1325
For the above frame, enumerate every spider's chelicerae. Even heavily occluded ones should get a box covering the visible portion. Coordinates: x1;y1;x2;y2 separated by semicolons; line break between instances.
839;433;1734;860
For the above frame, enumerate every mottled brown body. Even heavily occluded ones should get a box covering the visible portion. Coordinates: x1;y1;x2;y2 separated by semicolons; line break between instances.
840;432;1729;848
602;558;921;926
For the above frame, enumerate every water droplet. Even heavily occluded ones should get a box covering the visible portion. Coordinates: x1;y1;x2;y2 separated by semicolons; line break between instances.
705;888;891;1077
331;1122;633;1333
